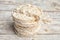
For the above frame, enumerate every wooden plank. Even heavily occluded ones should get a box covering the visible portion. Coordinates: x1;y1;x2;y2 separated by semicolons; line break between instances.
0;35;60;40
0;4;17;11
0;11;60;21
0;1;21;5
0;11;12;21
0;0;60;11
0;21;15;35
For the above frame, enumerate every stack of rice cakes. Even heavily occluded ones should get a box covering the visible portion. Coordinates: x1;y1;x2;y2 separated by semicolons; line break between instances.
12;4;44;37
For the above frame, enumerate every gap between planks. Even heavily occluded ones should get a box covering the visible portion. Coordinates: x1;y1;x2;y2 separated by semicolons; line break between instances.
0;10;60;12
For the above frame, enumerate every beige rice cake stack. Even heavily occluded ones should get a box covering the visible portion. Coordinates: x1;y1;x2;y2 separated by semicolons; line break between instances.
12;4;43;37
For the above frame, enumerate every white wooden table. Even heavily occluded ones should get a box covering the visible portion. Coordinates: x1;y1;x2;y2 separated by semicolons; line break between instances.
0;0;60;40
